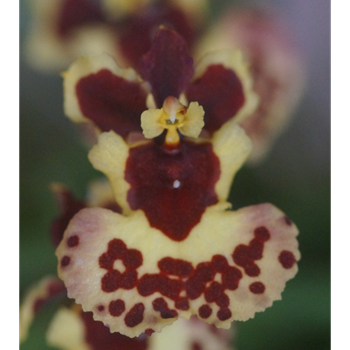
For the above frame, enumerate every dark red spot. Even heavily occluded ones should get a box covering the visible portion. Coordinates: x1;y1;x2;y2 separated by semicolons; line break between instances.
186;64;245;135
216;293;230;308
125;140;220;241
125;303;145;327
159;277;182;300
81;311;148;350
76;69;147;137
102;201;122;214
101;270;122;293
57;0;104;38
249;282;266;294
123;249;143;269
97;305;105;312
99;239;127;270
185;262;215;299
217;308;232;321
158;257;194;277
99;239;143;293
278;250;296;269
222;266;242;290
145;329;155;336
67;235;79;247
109;299;126;317
138;27;194;107
232;227;270;277
175;298;189;310
152;298;178;319
137;274;160;296
120;271;138;290
61;256;71;267
254;226;271;242
211;255;228;272
198;304;212;319
205;282;223;303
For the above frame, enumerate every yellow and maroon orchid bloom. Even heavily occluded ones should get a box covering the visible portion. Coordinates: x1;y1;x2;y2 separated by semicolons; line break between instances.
55;27;300;338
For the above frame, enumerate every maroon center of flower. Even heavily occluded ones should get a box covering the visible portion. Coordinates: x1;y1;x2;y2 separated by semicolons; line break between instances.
186;64;245;134
76;69;147;137
125;140;220;241
57;0;105;38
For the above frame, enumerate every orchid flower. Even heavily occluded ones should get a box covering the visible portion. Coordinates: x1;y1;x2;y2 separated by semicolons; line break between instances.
196;6;306;163
55;26;300;338
20;277;232;350
24;0;208;72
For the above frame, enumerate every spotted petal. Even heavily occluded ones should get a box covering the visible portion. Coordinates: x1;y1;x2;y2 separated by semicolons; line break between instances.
56;202;299;337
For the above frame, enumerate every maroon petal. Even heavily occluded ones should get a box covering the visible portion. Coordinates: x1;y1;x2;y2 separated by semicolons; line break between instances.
57;0;105;38
185;64;245;134
138;26;194;107
76;69;148;137
125;139;220;241
117;3;195;69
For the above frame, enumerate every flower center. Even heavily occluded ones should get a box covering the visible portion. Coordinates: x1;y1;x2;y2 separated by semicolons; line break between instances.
141;96;205;147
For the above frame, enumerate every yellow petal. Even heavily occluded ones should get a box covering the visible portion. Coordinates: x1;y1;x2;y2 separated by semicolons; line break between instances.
141;108;164;139
47;308;88;350
88;131;132;214
179;102;205;138
212;122;252;202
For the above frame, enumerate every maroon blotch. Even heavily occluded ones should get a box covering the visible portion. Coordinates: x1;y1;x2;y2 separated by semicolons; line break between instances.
198;304;212;319
124;303;145;327
185;64;245;135
67;235;79;247
61;256;71;267
217;308;232;321
249;282;266;294
76;69;147;137
125;140;220;241
278;250;296;269
109;299;126;317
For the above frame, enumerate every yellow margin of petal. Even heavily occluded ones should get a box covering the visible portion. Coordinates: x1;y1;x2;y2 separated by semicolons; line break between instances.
88;131;139;215
63;53;144;128
46;307;88;350
212;121;253;202
193;50;259;124
19;276;61;343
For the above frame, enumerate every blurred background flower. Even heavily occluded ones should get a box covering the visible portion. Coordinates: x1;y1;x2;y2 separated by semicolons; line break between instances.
20;0;330;349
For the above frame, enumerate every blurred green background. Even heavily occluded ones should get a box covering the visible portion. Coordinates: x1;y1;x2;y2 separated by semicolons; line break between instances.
20;0;330;349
